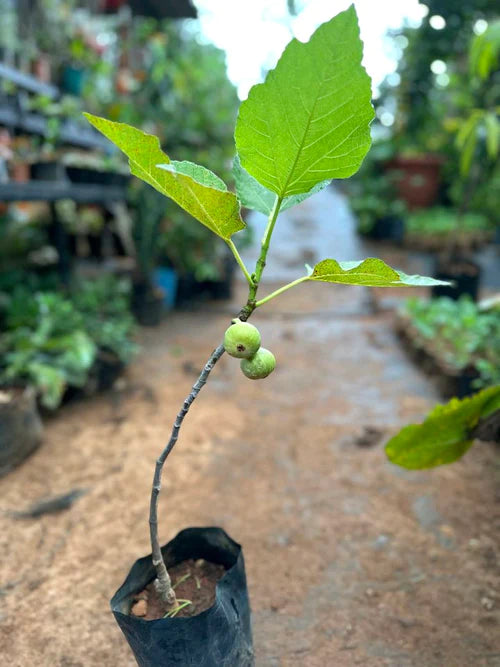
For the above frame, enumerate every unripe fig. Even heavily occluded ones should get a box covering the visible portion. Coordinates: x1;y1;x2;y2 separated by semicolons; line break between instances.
224;319;261;359
240;347;276;380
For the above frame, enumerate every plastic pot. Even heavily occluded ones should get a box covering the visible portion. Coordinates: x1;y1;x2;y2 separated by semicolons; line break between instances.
111;527;254;667
0;387;43;477
61;66;87;96
371;216;405;243
132;282;165;326
431;257;481;301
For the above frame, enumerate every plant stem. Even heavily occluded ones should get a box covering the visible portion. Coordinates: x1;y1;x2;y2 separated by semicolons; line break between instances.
255;276;309;308
237;196;283;321
150;196;284;608
226;238;253;286
149;343;226;608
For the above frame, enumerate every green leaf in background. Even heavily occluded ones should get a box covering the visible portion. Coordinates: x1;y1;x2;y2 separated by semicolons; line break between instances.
385;386;500;469
83;113;245;240
28;362;66;409
235;5;374;198
232;155;329;215
308;258;450;287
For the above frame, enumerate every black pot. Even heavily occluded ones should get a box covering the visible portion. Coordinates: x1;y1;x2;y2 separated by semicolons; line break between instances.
431;257;481;301
132;282;164;326
111;527;254;667
30;161;66;181
175;273;199;307
0;387;43;477
372;216;405;243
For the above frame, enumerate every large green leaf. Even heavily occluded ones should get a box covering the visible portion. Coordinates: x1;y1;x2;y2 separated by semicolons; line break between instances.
235;5;374;198
308;258;450;287
232;155;329;215
84;113;245;240
385;386;500;469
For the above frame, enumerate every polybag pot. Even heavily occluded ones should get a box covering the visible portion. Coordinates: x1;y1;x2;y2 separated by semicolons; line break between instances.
111;527;254;667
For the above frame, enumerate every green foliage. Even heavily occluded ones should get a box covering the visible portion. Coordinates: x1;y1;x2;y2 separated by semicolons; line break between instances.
84;8;443;301
470;19;500;80
406;207;493;236
403;296;500;388
232;156;329;216
0;292;96;408
235;6;374;198
385;385;500;469
72;277;137;364
0;278;137;408
84;114;245;242
309;258;448;288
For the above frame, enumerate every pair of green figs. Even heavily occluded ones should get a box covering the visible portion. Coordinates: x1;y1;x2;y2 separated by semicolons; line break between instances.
224;319;275;379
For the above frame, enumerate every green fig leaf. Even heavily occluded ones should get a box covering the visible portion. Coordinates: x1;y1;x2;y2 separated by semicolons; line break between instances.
385;386;500;469
233;155;329;215
235;5;374;198
309;258;450;287
83;113;245;240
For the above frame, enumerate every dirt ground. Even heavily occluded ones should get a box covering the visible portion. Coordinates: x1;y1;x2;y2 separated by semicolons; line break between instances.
0;274;499;667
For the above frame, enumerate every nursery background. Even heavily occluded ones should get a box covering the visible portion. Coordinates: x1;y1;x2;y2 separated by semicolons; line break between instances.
0;0;499;665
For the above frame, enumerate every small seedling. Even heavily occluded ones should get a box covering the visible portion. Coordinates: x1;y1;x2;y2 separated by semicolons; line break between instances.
85;5;449;612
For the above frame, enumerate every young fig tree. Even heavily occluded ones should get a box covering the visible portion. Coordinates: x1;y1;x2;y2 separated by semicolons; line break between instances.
85;5;448;612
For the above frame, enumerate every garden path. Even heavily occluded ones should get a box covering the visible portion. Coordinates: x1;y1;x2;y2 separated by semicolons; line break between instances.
0;187;498;666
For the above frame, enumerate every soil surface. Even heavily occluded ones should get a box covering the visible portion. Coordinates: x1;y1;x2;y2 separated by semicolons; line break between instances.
131;559;226;620
0;188;499;666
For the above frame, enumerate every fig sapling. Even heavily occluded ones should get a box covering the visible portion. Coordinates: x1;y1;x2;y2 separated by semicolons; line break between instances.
85;4;449;614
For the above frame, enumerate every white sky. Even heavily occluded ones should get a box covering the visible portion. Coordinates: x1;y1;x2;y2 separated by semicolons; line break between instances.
193;0;429;98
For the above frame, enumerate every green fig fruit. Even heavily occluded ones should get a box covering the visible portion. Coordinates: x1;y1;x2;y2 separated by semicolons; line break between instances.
240;347;276;380
224;319;261;359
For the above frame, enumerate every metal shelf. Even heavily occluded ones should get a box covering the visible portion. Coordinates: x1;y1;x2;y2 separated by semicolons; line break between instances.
0;181;127;203
0;63;58;98
0;102;111;151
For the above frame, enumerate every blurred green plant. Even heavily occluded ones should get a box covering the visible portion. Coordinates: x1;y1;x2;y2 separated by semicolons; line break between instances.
0;277;137;408
386;385;500;469
406;207;493;237
0;291;96;408
402;296;500;388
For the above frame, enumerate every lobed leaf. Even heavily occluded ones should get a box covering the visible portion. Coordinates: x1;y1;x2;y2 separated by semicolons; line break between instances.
235;5;374;198
84;113;245;241
308;258;450;287
233;155;329;215
385;386;500;469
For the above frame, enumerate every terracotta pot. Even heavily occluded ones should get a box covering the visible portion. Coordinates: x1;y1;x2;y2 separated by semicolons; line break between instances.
10;162;31;182
31;54;52;83
387;154;444;210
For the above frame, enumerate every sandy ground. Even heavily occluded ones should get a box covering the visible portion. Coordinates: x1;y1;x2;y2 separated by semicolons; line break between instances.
0;280;499;667
1;189;499;665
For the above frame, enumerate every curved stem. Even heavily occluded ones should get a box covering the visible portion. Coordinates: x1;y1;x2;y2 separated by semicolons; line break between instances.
150;197;284;608
255;276;309;308
149;344;225;607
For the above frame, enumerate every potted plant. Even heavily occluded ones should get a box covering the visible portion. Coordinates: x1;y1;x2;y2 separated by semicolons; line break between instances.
396;296;500;397
84;8;447;664
432;22;500;301
128;183;169;325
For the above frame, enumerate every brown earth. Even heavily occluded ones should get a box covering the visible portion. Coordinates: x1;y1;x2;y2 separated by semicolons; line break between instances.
0;280;499;666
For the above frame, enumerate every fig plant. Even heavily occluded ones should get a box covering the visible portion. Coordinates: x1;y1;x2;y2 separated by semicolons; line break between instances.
85;5;448;613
